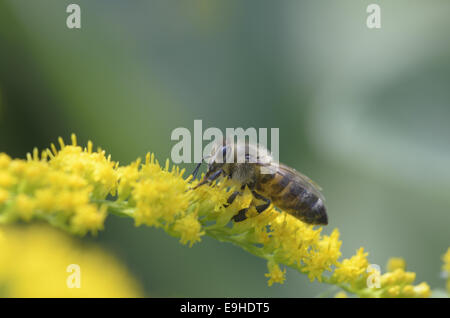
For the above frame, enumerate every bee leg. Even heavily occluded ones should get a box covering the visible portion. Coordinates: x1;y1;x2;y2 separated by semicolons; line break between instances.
208;169;223;182
252;191;271;213
231;184;253;221
193;169;224;189
231;190;271;222
232;208;248;222
224;191;240;208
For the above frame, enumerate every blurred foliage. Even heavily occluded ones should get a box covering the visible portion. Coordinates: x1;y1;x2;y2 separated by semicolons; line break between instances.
0;0;449;297
0;225;142;297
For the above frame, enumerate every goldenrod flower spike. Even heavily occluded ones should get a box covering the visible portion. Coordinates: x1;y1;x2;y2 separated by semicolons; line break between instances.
0;135;444;298
0;136;117;234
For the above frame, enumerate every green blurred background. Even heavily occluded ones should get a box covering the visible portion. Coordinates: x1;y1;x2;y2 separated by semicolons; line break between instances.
0;0;449;297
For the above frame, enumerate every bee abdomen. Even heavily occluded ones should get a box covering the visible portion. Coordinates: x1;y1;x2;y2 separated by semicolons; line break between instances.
276;182;328;225
294;197;328;225
266;174;290;193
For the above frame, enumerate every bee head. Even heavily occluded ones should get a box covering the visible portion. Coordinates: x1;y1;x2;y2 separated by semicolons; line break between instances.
208;139;233;165
192;141;232;189
205;143;230;175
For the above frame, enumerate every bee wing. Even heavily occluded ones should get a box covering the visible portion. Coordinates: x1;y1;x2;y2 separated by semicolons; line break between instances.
244;143;326;201
262;162;326;202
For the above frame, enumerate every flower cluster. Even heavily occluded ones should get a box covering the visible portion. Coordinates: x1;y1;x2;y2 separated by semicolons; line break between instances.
374;258;430;298
333;247;369;286
0;135;115;235
119;153;203;246
0;134;443;297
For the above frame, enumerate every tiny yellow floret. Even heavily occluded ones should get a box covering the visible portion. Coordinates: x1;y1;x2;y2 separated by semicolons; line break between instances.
174;212;205;247
387;257;406;272
333;247;369;284
265;262;286;287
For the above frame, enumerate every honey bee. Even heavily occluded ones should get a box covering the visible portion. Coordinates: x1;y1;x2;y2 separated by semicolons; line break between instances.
192;139;328;225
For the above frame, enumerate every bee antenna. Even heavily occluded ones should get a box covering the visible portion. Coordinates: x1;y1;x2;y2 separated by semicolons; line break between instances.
191;154;213;182
191;162;203;180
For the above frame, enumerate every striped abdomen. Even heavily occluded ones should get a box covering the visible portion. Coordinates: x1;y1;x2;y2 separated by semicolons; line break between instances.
256;169;328;225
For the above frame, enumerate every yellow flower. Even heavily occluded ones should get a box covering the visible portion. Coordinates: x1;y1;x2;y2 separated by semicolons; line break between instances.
14;194;36;221
302;228;342;282
378;267;430;298
173;211;205;247
0;225;142;297
412;282;431;298
0;153;11;169
0;188;9;205
381;268;416;287
48;136;118;199
195;179;240;226
0;135;115;234
386;286;401;297
132;155;192;227
265;262;286;287
71;204;107;235
333;247;369;285
394;282;430;298
387;257;406;272
0;171;16;188
443;248;450;275
35;188;57;212
117;158;141;201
